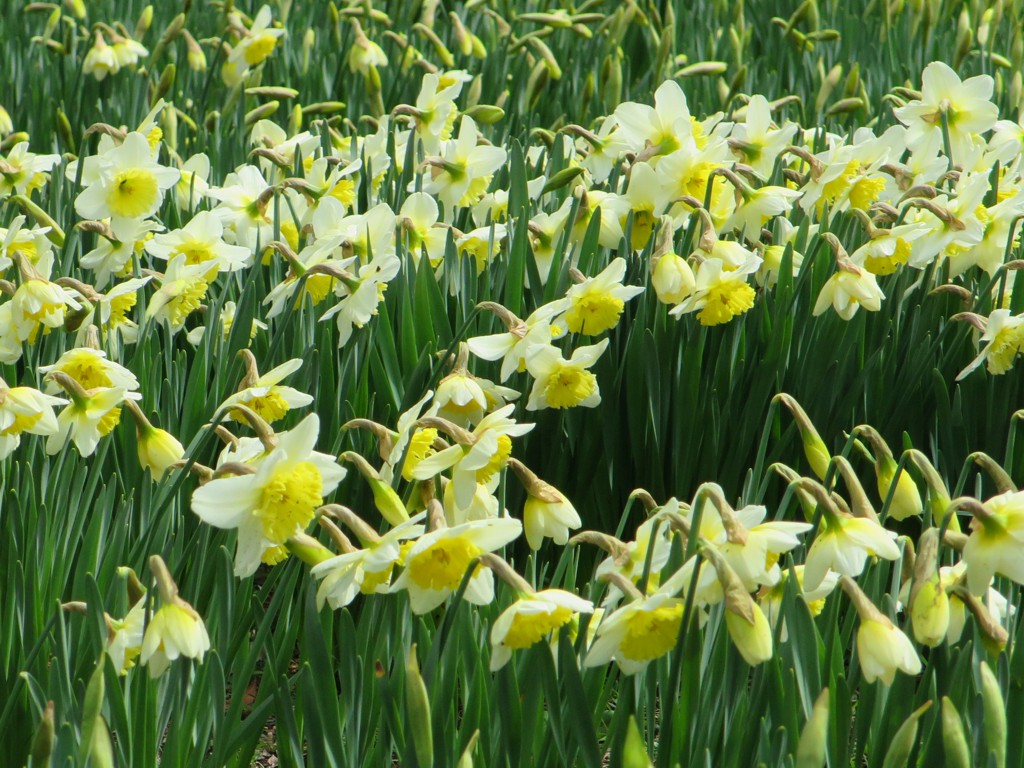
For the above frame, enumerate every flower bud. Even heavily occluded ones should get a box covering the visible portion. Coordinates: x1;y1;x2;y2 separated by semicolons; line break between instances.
652;253;696;305
881;701;932;768
775;394;831;481
342;452;411;526
910;528;949;647
980;661;1007;768
795;688;829;768
941;697;971;768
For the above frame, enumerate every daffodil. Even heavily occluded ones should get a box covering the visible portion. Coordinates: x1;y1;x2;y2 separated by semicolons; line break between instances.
961;491;1024;595
140;598;210;678
312;513;426;609
956;309;1024;380
39;347;139;393
562;258;643;335
803;504;901;591
390;516;522;613
841;576;921;685
0;145;60;199
524;339;609;410
422;116;507;209
491;589;594;670
222;5;286;86
79;217;162;288
894;61;998;162
411;405;534;511
45;378;140;458
73;132;180;231
467;300;570;383
669;254;760;327
812;259;884;320
145;211;251;276
0;378;65;459
728;94;798;179
584;589;685;675
190;413;347;576
144;254;211;334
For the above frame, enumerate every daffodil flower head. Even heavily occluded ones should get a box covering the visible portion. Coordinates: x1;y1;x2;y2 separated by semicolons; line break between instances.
802;486;901;591
144;254;211;333
812;256;884;321
45;375;140;458
219;355;314;425
584;589;685;675
524;339;609;410
191;413;347;576
74;132;180;231
956;309;1024;380
490;588;594;670
390;516;522;614
563;258;643;335
140;598;210;678
669;253;760;327
40;347;139;399
961;491;1024;595
0;378;65;459
894;61;998;163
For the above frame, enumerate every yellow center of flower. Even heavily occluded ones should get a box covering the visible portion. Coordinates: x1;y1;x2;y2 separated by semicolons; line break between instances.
986;323;1024;375
503;605;574;649
460;238;495;274
818;161;859;212
261;545;290;565
58;352;114;389
109;291;137;327
544;366;597;409
146;126;163;150
849;175;886;211
98;405;122;436
566;292;625;335
232;389;291;424
864;238;911;276
402;427;438;481
360;563;395;594
177;241;217;266
302;274;335;306
619;603;684;661
244;33;279;66
329;178;357;208
407;536;483;591
0;411;42;436
168;278;209;329
697;280;756;326
256;460;324;543
9;237;38;262
474;433;513;485
458;175;492;207
629;209;657;252
107;169;160;219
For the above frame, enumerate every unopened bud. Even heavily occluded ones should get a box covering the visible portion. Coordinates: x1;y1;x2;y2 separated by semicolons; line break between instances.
980;661;1007;768
342;452;411;526
941;697;971;768
775;393;831;481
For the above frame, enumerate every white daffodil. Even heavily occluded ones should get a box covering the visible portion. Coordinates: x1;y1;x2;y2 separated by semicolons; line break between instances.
74;132;180;231
524;339;609;410
145;210;251;275
191;413;347;576
490;589;594;670
0;378;66;459
562;258;643;336
390;516;523;613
